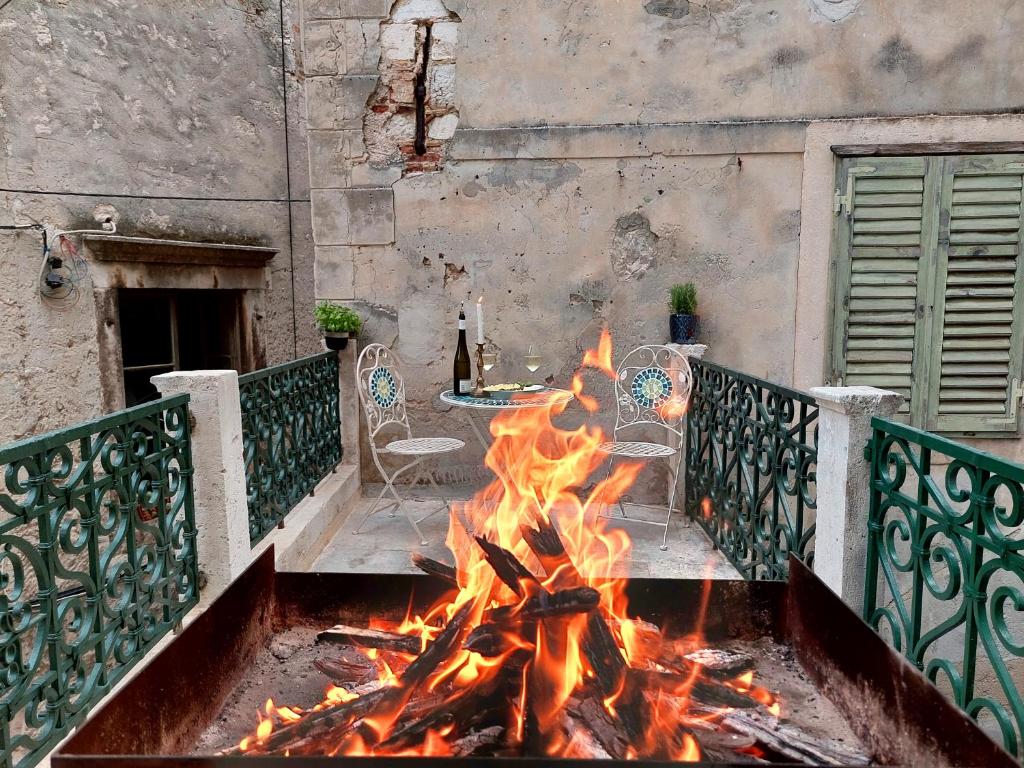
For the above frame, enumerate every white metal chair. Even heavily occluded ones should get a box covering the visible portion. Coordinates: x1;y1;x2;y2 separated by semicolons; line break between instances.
355;343;464;544
597;344;693;550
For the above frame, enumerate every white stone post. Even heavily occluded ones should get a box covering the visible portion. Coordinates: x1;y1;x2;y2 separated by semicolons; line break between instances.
337;343;361;473
810;385;903;610
152;370;252;605
666;343;708;513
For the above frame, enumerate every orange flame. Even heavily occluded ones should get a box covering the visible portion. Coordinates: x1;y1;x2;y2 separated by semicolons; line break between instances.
235;331;776;760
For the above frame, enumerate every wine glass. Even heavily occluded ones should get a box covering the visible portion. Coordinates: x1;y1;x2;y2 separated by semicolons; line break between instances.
482;352;497;372
524;344;542;375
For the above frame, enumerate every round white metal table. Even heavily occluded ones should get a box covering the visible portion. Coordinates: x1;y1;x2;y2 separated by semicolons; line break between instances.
439;387;574;449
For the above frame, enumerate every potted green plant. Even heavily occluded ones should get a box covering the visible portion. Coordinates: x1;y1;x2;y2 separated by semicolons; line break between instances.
668;283;699;344
314;301;362;350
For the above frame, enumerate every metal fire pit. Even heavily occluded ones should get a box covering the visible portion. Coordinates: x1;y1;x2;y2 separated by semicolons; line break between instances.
55;549;1014;768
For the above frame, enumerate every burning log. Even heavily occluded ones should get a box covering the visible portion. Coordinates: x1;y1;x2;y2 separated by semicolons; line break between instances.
463;623;515;657
473;535;539;595
519;519;646;744
561;711;612;759
451;726;505;757
692;706;871;766
618;617;756;681
520;520;581;584
565;695;630;759
314;657;378;686
316;624;421;655
378;683;498;752
630;668;760;709
488;585;600;621
685;647;757;679
230;602;476;757
411;553;459;586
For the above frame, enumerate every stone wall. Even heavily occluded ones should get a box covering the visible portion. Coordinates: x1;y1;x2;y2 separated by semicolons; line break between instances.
303;0;1024;486
0;0;319;443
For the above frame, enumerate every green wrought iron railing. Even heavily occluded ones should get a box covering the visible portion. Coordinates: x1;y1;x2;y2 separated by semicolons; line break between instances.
684;360;818;580
239;351;343;545
864;417;1024;758
0;396;199;768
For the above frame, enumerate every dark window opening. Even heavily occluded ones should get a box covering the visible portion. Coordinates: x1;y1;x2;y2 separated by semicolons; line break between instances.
118;289;246;406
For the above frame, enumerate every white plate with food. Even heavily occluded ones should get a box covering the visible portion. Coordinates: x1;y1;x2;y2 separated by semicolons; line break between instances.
482;383;544;400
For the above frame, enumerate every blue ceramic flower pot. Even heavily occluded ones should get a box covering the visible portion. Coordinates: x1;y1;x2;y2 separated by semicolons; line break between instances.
669;314;700;344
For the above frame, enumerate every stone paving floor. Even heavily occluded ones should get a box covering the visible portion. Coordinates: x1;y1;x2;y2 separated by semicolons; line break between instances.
313;484;739;580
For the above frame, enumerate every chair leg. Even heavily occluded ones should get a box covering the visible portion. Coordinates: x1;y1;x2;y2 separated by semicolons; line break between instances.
661;455;682;551
355;458;429;545
427;472;453;510
597;455;629;519
354;479;396;534
388;460;430;546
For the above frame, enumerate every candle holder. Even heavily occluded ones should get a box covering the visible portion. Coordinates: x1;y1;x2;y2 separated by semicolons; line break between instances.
472;343;489;398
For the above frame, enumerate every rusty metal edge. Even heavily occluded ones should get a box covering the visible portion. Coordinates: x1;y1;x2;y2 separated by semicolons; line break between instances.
784;555;1016;768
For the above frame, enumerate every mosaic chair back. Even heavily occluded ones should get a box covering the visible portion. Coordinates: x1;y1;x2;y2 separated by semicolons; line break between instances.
356;343;412;442
611;344;693;440
0;396;199;768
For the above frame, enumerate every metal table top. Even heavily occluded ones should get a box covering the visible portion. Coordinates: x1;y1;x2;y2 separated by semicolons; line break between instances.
439;387;574;410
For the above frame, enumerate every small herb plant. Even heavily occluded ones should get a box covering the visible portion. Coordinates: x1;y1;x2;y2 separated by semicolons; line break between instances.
669;283;697;315
314;301;362;334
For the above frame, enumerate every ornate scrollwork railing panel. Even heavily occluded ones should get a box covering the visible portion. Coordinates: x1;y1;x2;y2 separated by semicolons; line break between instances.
865;418;1024;758
239;351;343;546
684;360;818;581
0;395;199;768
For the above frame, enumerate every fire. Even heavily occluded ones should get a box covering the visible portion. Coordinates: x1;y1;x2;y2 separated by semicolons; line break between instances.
235;329;781;760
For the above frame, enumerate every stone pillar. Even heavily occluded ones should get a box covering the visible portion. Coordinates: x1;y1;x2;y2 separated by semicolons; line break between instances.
337;343;361;473
666;343;708;512
810;385;903;610
152;370;252;605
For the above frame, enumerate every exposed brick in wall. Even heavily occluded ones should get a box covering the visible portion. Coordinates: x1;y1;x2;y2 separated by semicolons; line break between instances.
364;0;461;173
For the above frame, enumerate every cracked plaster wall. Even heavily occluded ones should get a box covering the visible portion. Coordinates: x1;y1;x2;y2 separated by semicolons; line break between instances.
0;0;319;443
303;0;1024;491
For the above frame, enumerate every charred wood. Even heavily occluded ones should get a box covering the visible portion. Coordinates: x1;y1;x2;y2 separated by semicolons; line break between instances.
692;706;871;766
685;647;757;679
236;603;475;757
316;624;421;655
411;553;459;586
520;520;581;585
452;726;505;757
565;695;629;759
473;536;539;596
314;657;377;686
630;668;759;709
487;586;600;622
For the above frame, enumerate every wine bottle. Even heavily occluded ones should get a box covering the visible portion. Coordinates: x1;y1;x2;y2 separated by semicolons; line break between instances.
453;304;472;395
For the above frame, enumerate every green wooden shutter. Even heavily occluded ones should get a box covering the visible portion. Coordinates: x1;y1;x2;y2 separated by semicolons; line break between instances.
831;156;940;420
927;154;1024;433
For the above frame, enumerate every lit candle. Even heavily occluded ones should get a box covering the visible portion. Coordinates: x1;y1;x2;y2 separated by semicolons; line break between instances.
476;296;484;345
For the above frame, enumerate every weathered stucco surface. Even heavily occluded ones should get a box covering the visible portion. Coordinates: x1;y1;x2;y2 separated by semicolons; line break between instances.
0;0;318;442
452;0;1024;126
304;0;1024;485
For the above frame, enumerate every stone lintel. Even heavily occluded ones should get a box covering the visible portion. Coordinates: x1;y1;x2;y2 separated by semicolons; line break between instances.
84;235;277;267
